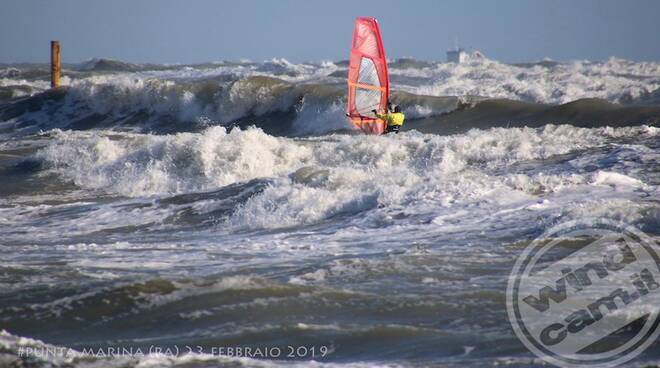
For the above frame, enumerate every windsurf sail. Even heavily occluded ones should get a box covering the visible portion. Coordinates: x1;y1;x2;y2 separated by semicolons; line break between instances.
346;17;390;135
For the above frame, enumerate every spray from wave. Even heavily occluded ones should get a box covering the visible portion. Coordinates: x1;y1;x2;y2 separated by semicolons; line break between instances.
28;124;658;233
2;56;660;138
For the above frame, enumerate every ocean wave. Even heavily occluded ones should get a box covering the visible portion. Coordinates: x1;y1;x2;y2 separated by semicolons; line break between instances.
0;73;468;138
34;127;310;196
1;57;659;138
28;125;657;234
390;57;660;105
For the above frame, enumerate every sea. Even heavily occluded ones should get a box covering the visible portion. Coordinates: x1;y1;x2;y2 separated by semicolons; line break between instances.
1;56;659;367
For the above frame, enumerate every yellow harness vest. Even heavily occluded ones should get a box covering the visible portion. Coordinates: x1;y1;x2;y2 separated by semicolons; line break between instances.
376;112;405;127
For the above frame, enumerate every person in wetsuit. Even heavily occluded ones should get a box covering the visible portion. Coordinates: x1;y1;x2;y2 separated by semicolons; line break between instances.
372;104;405;134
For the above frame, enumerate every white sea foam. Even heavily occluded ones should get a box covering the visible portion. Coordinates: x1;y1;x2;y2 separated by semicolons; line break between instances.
592;170;645;188
0;77;50;90
2;57;659;141
2;57;659;107
391;57;660;104
3;69;353;136
35;127;312;196
30;125;656;237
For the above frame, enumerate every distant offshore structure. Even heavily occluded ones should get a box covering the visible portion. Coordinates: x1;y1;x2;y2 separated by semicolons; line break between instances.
446;41;485;63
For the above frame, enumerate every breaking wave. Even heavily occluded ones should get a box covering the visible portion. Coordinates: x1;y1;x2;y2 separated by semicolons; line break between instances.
27;125;658;234
1;56;659;138
390;56;660;104
0;74;465;138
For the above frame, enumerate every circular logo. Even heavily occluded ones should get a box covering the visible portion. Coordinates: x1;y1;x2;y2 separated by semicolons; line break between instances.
507;219;660;367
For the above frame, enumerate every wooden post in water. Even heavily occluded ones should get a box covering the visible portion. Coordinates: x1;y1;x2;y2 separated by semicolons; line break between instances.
51;40;61;88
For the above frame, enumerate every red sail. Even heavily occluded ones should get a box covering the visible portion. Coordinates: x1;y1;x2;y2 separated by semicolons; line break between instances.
346;17;390;135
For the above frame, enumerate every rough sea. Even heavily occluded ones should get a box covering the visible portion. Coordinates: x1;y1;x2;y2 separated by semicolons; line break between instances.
1;56;659;367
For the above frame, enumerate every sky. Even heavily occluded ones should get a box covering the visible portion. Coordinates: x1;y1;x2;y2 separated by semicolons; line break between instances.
1;0;660;64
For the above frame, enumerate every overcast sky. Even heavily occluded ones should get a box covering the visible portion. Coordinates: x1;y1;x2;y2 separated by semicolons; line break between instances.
2;0;660;64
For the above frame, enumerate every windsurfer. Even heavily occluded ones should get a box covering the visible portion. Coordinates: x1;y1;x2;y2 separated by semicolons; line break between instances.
372;104;405;134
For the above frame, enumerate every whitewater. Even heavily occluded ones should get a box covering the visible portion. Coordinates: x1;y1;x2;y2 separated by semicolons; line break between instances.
1;57;659;367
